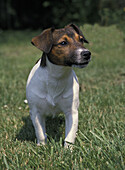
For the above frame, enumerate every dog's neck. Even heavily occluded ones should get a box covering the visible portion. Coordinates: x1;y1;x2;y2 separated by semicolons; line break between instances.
45;57;73;105
46;56;72;79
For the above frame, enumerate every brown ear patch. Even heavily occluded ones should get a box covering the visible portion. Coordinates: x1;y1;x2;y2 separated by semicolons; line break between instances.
31;28;54;53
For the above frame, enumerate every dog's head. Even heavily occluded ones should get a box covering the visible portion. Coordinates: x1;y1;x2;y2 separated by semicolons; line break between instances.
31;24;91;68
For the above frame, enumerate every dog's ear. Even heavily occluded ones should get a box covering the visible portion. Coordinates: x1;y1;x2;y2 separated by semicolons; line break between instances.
67;23;89;44
31;27;55;53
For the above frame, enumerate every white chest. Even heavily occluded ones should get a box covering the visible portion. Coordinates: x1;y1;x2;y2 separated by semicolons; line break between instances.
26;59;79;116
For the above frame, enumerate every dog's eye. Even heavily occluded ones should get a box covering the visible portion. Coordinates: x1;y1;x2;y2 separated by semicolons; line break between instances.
59;41;67;45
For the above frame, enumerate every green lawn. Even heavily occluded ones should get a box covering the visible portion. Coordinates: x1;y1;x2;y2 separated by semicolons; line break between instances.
0;24;125;169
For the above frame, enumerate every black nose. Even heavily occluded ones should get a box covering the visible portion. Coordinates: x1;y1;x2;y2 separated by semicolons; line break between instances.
81;51;91;60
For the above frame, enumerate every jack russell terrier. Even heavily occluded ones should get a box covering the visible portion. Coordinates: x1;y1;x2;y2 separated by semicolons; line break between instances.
26;24;91;147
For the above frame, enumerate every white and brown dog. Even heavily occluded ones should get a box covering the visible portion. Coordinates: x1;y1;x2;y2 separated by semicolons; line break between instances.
26;24;91;147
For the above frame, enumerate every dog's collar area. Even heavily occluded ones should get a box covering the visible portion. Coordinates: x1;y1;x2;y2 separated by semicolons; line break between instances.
46;57;72;79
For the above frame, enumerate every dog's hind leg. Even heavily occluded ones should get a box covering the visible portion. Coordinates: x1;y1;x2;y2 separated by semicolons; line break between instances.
30;109;47;145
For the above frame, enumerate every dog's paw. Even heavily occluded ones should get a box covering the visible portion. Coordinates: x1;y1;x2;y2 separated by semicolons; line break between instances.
37;142;46;146
37;139;46;146
64;141;74;151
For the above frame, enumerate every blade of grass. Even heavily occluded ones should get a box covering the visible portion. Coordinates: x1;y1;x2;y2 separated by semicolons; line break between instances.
3;154;9;170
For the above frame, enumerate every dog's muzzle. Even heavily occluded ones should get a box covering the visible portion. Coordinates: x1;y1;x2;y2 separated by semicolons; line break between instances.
72;49;91;68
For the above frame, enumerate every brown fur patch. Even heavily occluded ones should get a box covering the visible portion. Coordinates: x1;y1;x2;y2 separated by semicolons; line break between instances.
48;29;84;66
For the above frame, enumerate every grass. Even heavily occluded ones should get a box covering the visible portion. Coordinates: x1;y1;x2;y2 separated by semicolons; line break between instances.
0;24;125;169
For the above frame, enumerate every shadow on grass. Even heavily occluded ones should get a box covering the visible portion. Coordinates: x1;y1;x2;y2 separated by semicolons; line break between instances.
16;115;65;143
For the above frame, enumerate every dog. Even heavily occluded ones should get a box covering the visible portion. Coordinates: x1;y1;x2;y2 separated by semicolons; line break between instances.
26;24;91;147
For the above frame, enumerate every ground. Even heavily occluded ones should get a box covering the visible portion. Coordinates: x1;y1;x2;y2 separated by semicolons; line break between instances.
0;24;125;169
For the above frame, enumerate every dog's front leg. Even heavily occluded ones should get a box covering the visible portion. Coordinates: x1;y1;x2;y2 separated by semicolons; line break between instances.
64;110;78;147
30;110;47;145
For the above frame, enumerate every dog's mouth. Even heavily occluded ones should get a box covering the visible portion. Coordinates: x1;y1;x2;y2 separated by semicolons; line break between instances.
72;60;90;69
